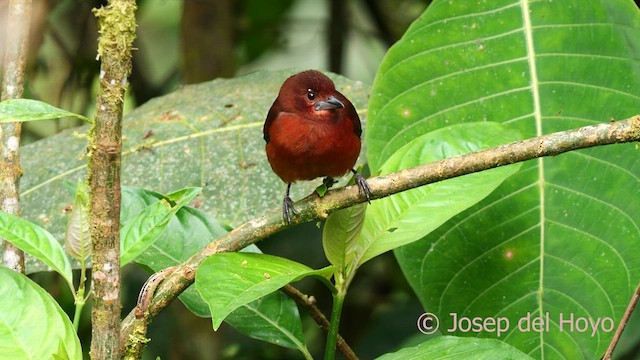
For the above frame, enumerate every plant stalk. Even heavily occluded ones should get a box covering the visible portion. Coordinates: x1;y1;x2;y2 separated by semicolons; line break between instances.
0;0;32;273
89;0;136;358
325;290;346;360
73;261;89;331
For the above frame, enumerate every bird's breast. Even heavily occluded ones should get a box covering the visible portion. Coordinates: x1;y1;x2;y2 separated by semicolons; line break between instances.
265;113;361;183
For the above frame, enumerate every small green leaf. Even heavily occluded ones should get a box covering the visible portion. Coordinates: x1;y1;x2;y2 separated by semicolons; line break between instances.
356;122;522;266
315;183;328;197
0;267;82;360
376;336;533;360
65;180;91;262
322;202;367;272
120;187;201;266
196;252;333;330
0;99;90;123
0;211;73;290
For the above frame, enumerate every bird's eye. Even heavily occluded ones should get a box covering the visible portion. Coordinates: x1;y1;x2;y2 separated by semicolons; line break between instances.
307;89;315;100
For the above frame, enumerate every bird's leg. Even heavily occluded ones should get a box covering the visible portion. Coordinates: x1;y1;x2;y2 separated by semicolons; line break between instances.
283;183;298;225
322;176;336;189
351;168;372;204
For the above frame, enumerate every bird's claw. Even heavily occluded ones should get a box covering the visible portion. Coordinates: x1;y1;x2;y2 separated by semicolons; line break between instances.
283;195;298;225
354;172;372;204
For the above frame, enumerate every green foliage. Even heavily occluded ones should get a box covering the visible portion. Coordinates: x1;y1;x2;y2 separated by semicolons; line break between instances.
366;0;640;358
18;71;371;273
2;0;638;358
0;99;90;123
356;122;522;266
0;211;74;291
322;202;367;274
120;187;201;265
376;336;533;360
224;291;309;354
121;186;225;317
122;187;310;349
196;252;333;330
0;267;82;360
64;180;91;262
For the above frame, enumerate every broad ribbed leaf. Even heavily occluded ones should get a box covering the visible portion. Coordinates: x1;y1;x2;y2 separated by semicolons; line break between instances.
367;1;640;359
0;212;73;290
0;99;90;123
356;122;521;266
0;267;82;359
376;336;532;360
225;291;309;354
196;253;333;331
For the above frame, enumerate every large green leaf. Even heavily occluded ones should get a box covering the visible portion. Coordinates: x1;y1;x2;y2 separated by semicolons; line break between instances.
0;267;82;360
356;122;521;266
376;336;532;360
367;1;640;359
17;71;370;274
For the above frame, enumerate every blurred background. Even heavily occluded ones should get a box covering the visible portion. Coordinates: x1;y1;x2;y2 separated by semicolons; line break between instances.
1;0;435;359
1;0;428;143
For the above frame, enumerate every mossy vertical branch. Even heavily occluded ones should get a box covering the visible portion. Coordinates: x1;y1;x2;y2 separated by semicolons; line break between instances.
89;0;136;358
0;0;32;273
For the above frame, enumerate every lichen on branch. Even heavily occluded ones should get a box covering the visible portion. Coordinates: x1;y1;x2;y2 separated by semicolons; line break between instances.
93;1;137;108
90;0;137;358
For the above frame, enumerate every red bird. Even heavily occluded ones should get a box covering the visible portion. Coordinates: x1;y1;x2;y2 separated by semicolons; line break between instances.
264;70;371;224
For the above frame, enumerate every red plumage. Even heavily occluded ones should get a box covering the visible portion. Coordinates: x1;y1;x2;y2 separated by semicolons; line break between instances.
264;70;371;224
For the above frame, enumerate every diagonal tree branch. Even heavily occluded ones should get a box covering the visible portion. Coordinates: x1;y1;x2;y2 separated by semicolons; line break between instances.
120;115;640;357
90;0;136;358
602;280;640;359
0;0;32;273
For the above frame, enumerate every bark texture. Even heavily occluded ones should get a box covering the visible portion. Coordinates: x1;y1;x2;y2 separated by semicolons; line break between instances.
0;0;32;272
89;0;136;358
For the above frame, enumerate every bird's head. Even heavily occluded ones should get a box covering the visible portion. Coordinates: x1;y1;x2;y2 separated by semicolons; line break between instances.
277;70;346;117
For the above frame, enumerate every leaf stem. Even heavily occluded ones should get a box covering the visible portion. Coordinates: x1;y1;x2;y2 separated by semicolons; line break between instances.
73;260;88;332
281;285;358;359
325;274;347;360
73;289;86;332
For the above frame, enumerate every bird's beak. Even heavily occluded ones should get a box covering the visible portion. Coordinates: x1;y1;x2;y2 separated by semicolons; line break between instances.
314;95;344;111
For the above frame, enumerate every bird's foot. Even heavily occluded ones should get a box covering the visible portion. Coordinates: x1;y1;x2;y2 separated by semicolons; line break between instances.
283;195;298;225
353;171;372;204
